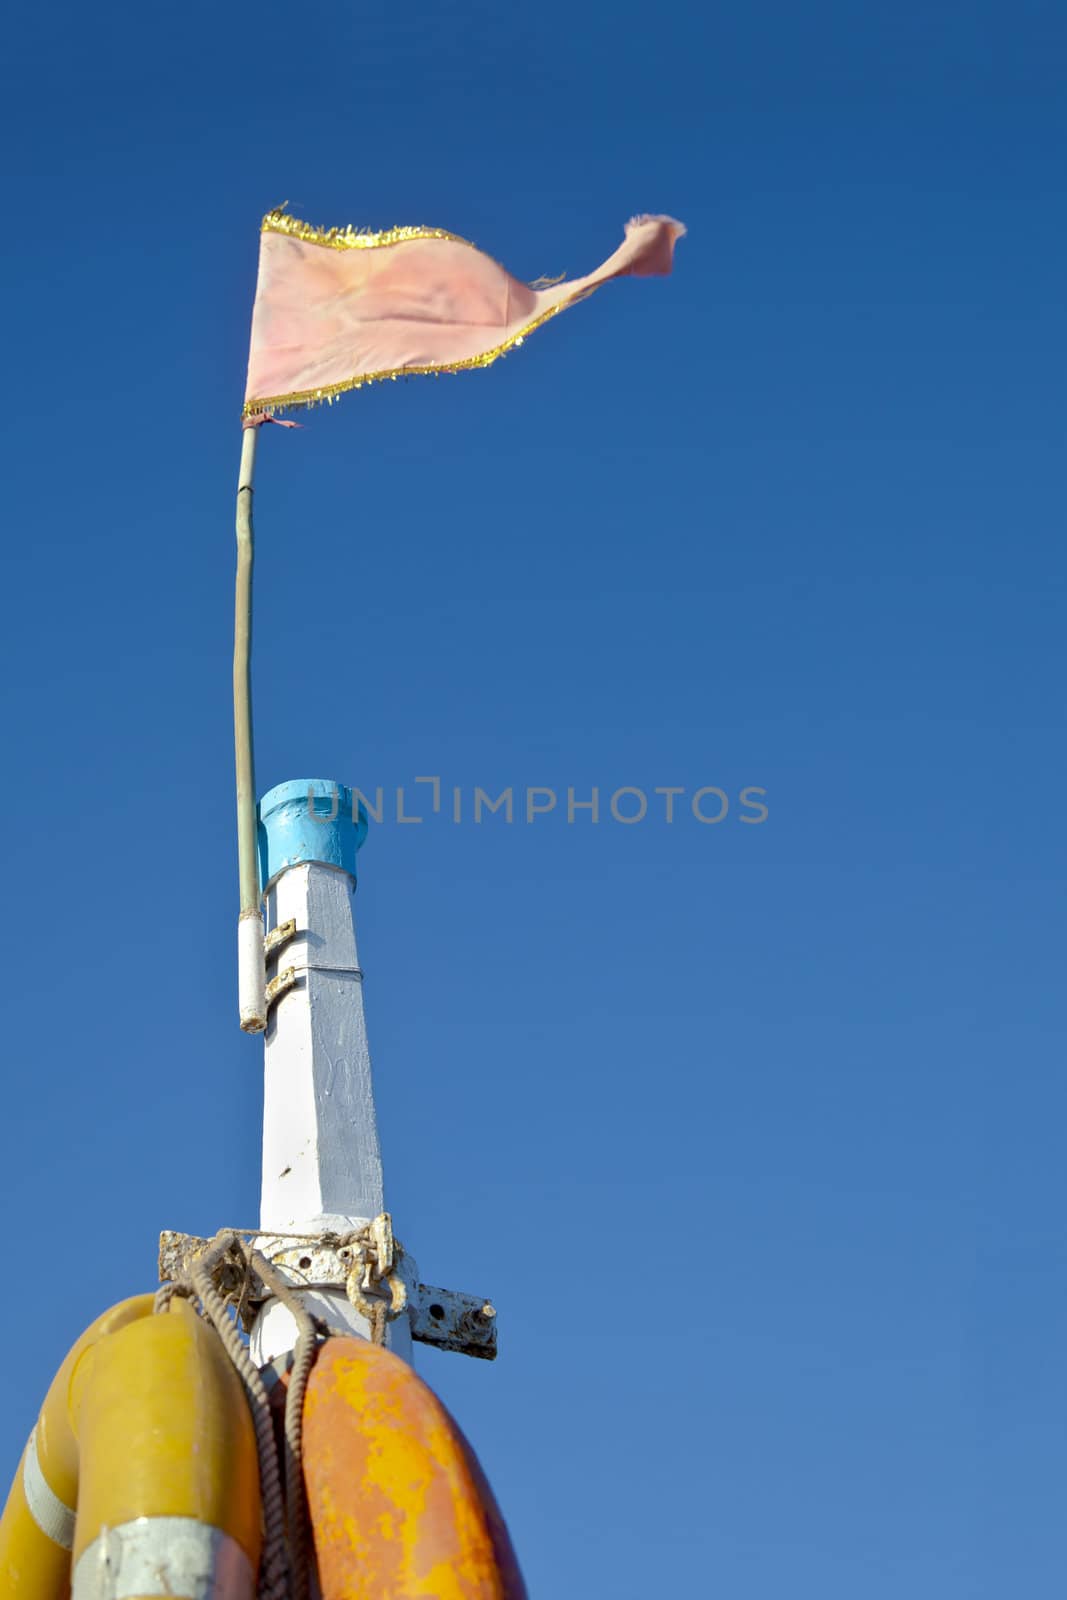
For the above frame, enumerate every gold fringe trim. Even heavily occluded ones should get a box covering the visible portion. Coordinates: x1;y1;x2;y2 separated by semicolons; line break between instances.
261;206;472;252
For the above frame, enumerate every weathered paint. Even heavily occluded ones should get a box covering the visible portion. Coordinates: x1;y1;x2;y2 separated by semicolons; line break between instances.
303;1338;526;1599
406;1285;497;1360
252;845;412;1362
258;778;368;891
160;1232;495;1360
259;858;383;1234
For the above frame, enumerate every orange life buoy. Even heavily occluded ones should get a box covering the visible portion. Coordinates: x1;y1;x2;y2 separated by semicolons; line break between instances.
302;1336;527;1598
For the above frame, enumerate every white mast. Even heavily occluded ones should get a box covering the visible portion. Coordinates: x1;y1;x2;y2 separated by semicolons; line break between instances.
201;775;494;1368
249;779;411;1362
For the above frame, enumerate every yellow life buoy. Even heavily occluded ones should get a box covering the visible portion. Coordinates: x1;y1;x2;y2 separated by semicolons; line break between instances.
0;1294;261;1598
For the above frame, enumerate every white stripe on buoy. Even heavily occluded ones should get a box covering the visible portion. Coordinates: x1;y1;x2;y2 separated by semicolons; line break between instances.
22;1427;75;1550
71;1516;254;1599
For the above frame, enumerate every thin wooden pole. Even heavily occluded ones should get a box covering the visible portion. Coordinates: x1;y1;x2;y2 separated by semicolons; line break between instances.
235;423;266;1031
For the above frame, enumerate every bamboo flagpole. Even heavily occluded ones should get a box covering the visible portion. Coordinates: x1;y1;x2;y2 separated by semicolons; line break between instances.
233;208;683;1034
234;421;265;1031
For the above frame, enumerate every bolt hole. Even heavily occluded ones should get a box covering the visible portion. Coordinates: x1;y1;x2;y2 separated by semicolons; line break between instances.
298;1256;312;1269
429;1303;445;1321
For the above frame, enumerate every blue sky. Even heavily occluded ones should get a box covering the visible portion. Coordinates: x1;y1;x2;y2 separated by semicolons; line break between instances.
1;1;1065;1594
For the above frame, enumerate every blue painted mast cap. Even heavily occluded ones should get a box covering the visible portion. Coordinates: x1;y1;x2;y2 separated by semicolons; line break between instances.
257;778;369;893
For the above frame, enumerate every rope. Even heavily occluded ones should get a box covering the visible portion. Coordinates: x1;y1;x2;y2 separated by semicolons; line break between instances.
153;1281;179;1315
250;1250;318;1600
191;1236;292;1600
154;1215;406;1594
156;1231;300;1600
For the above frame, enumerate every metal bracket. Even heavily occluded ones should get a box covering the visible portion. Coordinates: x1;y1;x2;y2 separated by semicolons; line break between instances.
408;1284;496;1359
265;968;298;1009
265;918;297;959
158;1230;497;1360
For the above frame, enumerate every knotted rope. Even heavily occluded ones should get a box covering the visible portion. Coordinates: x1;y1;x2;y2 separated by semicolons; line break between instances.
155;1231;318;1600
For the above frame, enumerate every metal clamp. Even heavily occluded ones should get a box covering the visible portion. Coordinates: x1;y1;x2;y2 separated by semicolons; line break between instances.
265;918;297;959
265;968;298;1009
158;1229;497;1359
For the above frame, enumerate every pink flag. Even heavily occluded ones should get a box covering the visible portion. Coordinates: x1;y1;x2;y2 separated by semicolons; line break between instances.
243;209;685;415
